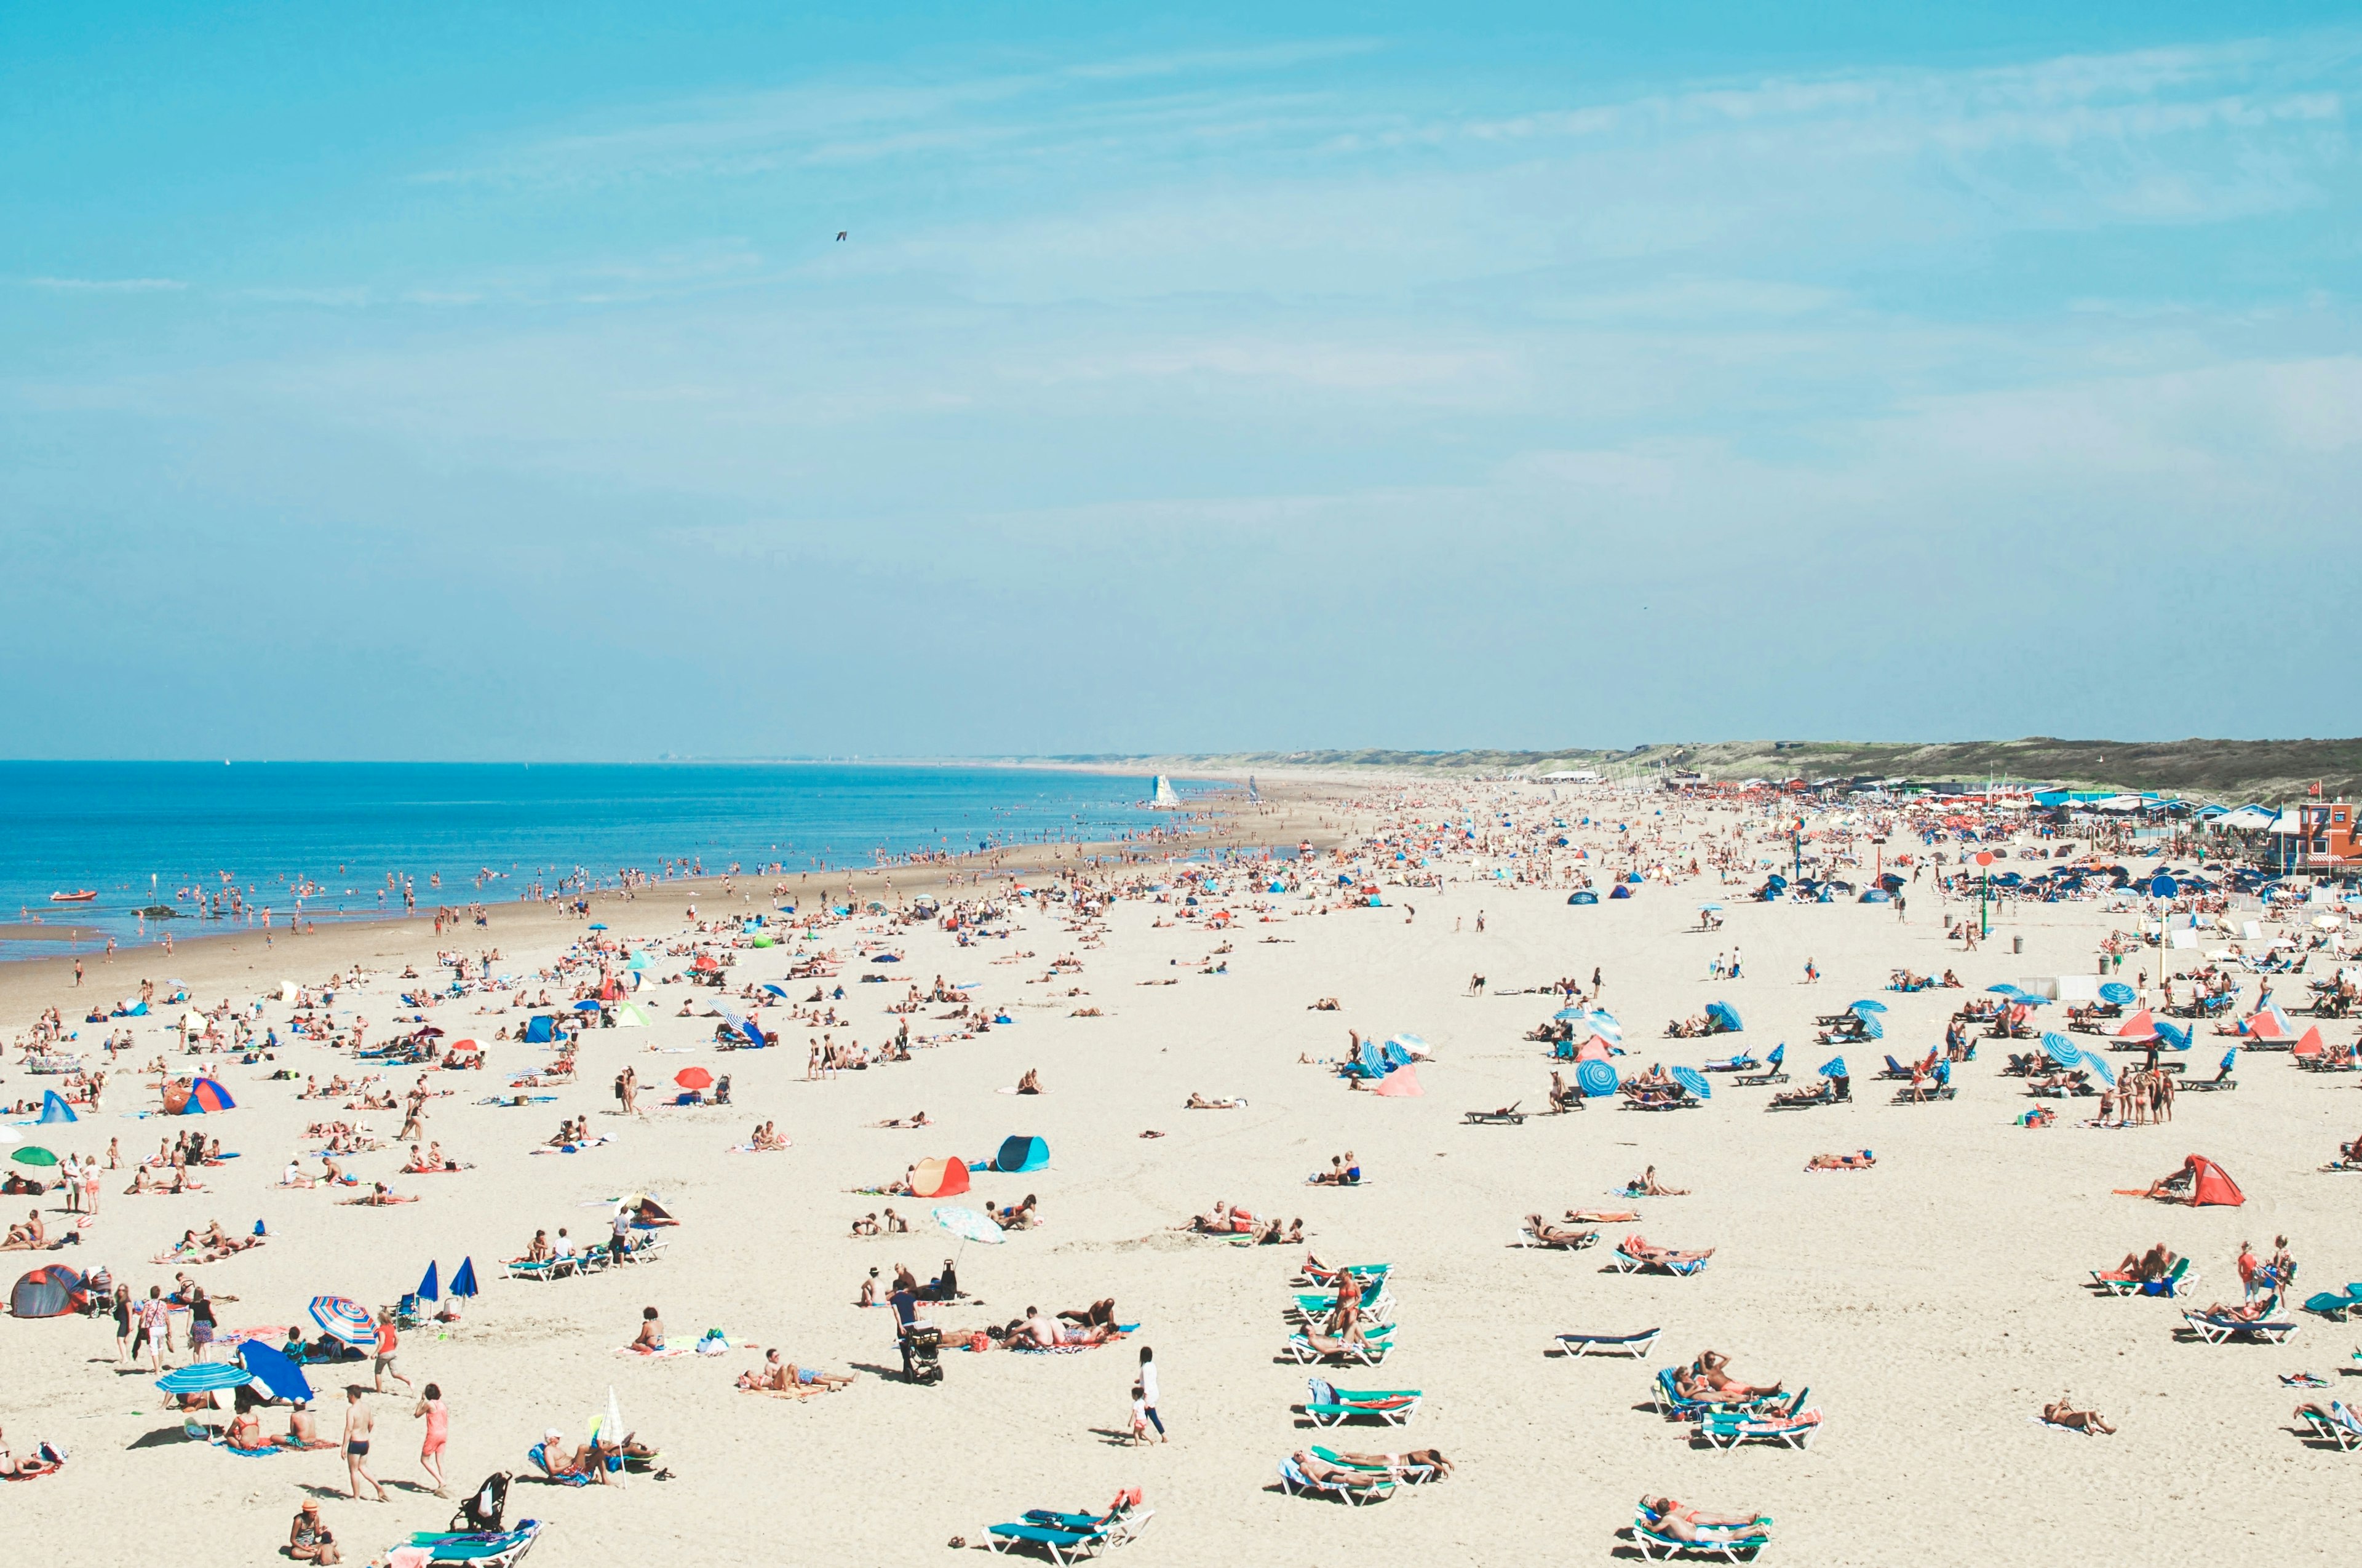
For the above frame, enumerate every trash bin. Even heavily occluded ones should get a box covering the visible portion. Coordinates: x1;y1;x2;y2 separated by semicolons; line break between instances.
2011;935;2023;955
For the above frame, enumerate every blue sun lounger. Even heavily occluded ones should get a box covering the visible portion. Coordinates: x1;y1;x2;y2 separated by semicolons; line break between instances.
1303;1376;1420;1426
1554;1328;1661;1359
1632;1505;1772;1562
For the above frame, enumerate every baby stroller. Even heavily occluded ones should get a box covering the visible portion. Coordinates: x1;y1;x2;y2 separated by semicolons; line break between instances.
453;1471;512;1532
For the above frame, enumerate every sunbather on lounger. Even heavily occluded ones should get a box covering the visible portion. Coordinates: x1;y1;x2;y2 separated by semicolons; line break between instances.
2041;1395;2115;1434
1805;1150;1875;1170
1327;1447;1453;1478
1289;1451;1392;1492
1524;1215;1597;1247
1771;1079;1836;1107
2192;1289;2281;1324
1643;1498;1772;1542
1293;1329;1378;1359
2110;1244;2179;1282
1688;1351;1779;1399
1622;1235;1714;1265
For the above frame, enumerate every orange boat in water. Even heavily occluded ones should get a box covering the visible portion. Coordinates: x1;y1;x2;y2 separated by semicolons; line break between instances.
49;890;97;903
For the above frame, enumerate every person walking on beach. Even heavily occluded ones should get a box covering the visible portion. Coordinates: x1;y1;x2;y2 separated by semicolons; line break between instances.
343;1386;386;1502
1136;1345;1166;1442
372;1309;412;1393
414;1383;450;1496
73;959;82;987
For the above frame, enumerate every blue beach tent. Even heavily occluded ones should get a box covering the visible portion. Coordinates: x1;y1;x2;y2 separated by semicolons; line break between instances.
994;1136;1050;1174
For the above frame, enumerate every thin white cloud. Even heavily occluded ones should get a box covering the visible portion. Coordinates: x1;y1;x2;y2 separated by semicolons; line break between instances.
24;276;186;292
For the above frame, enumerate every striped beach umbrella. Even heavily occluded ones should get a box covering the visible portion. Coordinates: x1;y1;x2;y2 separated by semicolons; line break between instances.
308;1295;375;1347
1671;1066;1712;1100
1576;1059;1619;1097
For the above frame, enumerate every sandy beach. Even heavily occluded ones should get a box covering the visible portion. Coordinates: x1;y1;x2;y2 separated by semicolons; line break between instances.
2;779;2355;1567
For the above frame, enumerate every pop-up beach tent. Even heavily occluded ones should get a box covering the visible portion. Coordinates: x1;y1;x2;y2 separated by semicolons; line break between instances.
2179;1155;2245;1207
911;1158;971;1198
524;1016;560;1045
1370;1064;1424;1097
38;1091;76;1124
10;1264;86;1318
993;1136;1049;1174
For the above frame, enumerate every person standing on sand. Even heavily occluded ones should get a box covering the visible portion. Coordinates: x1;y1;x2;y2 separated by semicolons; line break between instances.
342;1386;385;1501
1136;1345;1166;1441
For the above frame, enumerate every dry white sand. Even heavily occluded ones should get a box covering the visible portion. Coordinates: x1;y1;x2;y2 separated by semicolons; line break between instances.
2;788;2355;1566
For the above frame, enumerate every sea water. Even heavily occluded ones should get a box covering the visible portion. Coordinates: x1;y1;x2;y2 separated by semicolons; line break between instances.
0;762;1201;961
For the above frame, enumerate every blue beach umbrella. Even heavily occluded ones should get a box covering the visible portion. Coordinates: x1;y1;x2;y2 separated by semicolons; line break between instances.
1576;1059;1619;1097
1986;984;2023;998
1705;1001;1741;1032
416;1261;439;1303
1847;999;1887;1014
2082;1053;2115;1088
1554;1007;1588;1022
1819;1056;1848;1079
237;1339;313;1404
587;922;608;931
1671;1065;1712;1100
2155;1020;2192;1051
2040;1033;2081;1068
2099;982;2136;1005
933;1207;1005;1246
1858;1014;1884;1040
450;1257;479;1299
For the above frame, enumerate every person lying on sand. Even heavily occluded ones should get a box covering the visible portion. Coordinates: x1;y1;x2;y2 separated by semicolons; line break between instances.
1624;1166;1688;1196
1565;1208;1643;1224
736;1348;856;1392
1056;1299;1118;1329
1178;1201;1239;1233
340;1182;418;1206
1805;1150;1875;1171
869;1112;931;1129
1185;1093;1246;1109
2041;1395;2116;1434
1012;1305;1121;1349
1240;1215;1303;1246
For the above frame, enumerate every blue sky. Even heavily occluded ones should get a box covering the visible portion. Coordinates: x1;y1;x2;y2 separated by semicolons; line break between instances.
3;3;2356;758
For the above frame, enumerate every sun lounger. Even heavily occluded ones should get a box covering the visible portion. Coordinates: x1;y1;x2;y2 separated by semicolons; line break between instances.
2089;1257;2192;1297
2299;1285;2362;1320
986;1521;1106;1564
1283;1327;1394;1366
1701;1053;1756;1073
1554;1328;1661;1359
2296;1401;2362;1451
1876;1055;1913;1080
1733;1046;1787;1086
1632;1510;1772;1563
1303;1376;1421;1426
2182;1310;2297;1345
395;1522;544;1567
1612;1244;1710;1277
504;1257;575;1283
1696;1403;1822;1452
1463;1103;1525;1124
1276;1455;1394;1505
